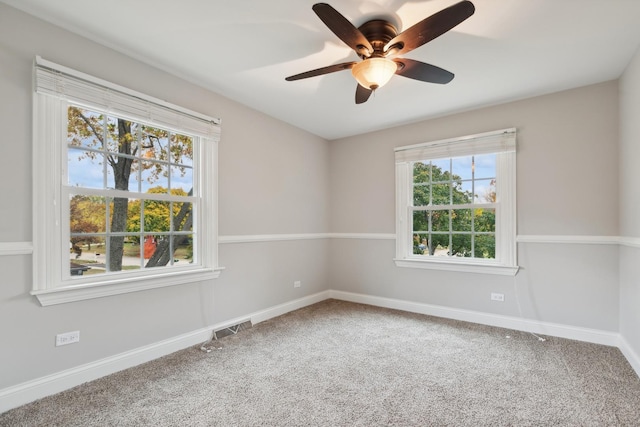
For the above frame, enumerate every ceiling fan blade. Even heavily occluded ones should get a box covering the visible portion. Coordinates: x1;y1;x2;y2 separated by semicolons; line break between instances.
313;3;373;57
384;0;475;56
394;59;454;84
285;62;357;81
355;84;372;104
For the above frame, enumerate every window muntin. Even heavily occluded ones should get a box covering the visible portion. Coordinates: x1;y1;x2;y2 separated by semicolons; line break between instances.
32;56;221;305
411;155;496;259
394;129;517;275
65;106;197;278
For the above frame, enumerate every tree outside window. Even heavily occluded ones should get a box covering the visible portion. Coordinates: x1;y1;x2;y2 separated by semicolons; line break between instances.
66;106;195;276
394;129;517;275
411;155;496;259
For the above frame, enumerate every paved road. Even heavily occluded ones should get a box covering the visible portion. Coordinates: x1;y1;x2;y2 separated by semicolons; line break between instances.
70;252;187;269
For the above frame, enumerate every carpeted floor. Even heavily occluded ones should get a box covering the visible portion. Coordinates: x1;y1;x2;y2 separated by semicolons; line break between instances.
2;299;639;426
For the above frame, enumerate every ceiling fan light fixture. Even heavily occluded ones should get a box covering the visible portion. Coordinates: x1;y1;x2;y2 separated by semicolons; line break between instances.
287;2;475;103
351;57;397;91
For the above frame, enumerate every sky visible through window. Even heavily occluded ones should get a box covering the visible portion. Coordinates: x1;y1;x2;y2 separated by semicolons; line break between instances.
415;153;496;204
67;151;194;194
66;109;194;194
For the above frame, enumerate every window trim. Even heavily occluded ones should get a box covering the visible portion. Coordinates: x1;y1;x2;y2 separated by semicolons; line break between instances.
32;57;222;306
394;128;518;276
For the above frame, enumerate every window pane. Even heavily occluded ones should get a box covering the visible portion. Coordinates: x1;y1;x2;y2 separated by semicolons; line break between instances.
432;183;450;205
171;134;194;167
105;116;118;152
431;234;450;256
413;162;431;184
68;149;104;188
412;211;429;233
413;233;428;255
460;180;473;194
452;181;473;204
104;156;140;191
107;116;137;154
173;202;193;232
142;235;193;268
142;235;159;262
474;154;496;179
69;236;106;277
474;234;495;259
452;209;472;232
128;159;143;192
142;199;171;233
141;126;169;161
171;165;193;193
413;184;430;206
431;210;450;233
474;179;495;203
451;234;472;257
452;156;473;180
105;236;145;271
109;196;130;231
123;198;142;233
431;159;450;181
70;195;107;234
173;234;193;264
67;107;104;150
475;208;496;232
140;161;169;193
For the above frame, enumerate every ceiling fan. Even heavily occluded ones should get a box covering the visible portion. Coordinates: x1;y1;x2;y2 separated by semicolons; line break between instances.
285;1;475;104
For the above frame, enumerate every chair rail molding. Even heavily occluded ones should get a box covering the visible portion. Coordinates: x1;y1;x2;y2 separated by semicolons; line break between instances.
516;235;619;245
0;242;33;256
1;235;630;256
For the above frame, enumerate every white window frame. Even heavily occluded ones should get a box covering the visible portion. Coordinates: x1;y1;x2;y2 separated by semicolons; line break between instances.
394;128;518;276
32;56;223;306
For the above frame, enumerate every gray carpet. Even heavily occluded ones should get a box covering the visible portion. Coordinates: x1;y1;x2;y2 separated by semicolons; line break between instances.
2;299;639;426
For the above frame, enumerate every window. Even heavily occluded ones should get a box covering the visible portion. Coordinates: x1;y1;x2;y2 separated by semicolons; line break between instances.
32;57;222;305
394;129;517;275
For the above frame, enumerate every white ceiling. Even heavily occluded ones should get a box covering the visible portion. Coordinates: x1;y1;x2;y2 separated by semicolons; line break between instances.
4;0;640;140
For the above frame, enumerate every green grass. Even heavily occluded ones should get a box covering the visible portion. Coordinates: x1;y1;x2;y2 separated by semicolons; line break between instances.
74;259;98;264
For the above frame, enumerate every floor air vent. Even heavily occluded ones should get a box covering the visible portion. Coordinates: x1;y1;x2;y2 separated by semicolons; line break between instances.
200;320;252;352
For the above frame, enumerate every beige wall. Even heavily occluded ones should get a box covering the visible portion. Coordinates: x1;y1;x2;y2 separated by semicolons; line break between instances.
619;46;640;359
329;82;620;330
0;0;637;403
0;3;330;389
330;82;619;236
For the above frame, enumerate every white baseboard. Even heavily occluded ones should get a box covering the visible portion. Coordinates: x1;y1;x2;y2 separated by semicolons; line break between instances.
0;326;212;414
2;289;635;414
250;291;330;325
618;336;640;379
0;291;329;414
328;290;620;347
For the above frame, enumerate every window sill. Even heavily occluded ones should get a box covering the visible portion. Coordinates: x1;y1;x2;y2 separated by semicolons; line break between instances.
32;267;224;306
394;258;518;276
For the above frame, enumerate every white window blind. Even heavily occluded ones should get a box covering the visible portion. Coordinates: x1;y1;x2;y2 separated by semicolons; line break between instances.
34;56;221;141
395;128;516;163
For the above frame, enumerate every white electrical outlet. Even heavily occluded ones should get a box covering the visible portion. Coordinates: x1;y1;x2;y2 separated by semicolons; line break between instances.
56;331;80;346
294;280;301;288
491;292;505;302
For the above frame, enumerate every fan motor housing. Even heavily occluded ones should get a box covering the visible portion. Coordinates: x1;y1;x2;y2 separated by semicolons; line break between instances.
357;20;399;57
